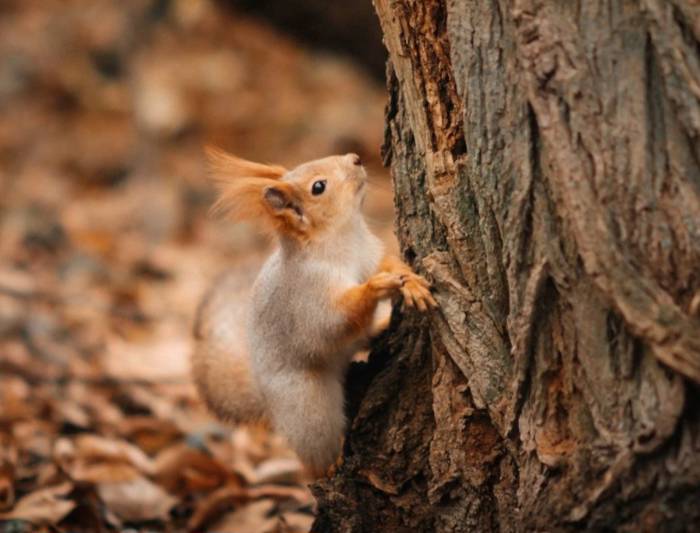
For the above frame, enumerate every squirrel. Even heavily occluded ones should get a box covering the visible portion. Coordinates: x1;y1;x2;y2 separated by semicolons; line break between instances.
191;147;437;476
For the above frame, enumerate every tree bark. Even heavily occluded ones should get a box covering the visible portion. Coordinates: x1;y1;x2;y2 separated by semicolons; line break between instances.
312;1;700;531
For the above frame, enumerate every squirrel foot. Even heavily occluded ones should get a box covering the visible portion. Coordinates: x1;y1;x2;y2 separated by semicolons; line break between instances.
367;271;405;299
399;272;438;311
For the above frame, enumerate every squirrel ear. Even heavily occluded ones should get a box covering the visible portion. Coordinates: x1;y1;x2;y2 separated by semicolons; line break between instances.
263;186;304;219
211;178;307;239
205;145;287;180
263;187;288;210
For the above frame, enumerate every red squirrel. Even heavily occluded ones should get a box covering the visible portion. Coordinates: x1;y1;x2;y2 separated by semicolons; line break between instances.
191;147;437;476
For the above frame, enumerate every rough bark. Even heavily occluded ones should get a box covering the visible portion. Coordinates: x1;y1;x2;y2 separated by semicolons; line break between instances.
312;1;700;532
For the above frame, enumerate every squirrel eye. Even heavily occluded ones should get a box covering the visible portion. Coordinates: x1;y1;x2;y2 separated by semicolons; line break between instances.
311;180;326;196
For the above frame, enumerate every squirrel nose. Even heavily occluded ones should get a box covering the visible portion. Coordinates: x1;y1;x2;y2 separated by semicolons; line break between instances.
348;153;362;166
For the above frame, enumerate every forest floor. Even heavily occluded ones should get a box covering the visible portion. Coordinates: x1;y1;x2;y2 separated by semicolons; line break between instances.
0;1;393;531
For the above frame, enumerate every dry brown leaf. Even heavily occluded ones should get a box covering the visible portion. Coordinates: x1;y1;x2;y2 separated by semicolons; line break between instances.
103;332;191;382
0;442;17;511
54;400;91;429
153;442;232;493
208;499;279;533
231;426;276;464
187;484;248;531
0;375;34;423
280;511;315;533
247;484;313;506
119;416;182;454
10;422;53;466
69;462;142;485
0;267;37;297
121;384;182;424
209;434;258;484
97;475;178;523
89;397;126;429
252;457;303;485
66;383;122;426
0;482;75;525
54;435;155;478
77;435;155;474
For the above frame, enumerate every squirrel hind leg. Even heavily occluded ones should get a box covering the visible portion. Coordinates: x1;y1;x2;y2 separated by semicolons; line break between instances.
266;372;346;477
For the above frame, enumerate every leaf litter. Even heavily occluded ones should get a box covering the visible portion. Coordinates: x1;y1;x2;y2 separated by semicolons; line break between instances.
0;0;395;531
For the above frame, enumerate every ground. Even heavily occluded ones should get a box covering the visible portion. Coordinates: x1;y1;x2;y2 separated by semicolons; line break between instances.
0;1;393;531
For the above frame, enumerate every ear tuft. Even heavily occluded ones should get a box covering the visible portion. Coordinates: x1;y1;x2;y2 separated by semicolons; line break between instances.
211;178;307;239
205;145;287;181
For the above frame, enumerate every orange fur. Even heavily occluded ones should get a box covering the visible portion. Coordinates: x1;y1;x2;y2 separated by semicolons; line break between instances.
336;284;379;335
205;145;287;179
191;270;267;425
378;255;437;311
335;271;405;338
191;340;267;425
378;255;411;275
206;146;368;245
210;177;309;239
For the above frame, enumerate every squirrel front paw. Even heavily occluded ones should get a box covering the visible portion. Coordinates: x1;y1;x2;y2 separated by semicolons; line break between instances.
368;271;437;311
368;272;405;299
399;272;438;312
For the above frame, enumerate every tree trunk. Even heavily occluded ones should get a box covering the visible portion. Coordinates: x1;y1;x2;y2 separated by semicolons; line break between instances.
312;1;700;531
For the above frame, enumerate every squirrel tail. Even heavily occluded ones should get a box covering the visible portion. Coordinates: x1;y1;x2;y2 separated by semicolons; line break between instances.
191;339;267;425
191;269;268;425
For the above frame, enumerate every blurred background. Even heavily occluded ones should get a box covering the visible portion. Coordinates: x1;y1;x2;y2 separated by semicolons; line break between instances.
0;1;392;531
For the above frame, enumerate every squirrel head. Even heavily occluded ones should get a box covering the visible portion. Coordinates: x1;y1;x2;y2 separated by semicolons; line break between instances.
206;147;367;242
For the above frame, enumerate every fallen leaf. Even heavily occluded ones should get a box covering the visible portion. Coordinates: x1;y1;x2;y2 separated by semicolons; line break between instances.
0;442;17;510
54;435;155;479
280;511;315;533
76;435;155;475
103;332;191;382
252;457;303;485
247;485;313;506
97;476;177;522
207;499;278;533
54;400;91;430
0;267;37;297
153;442;232;493
187;484;247;531
0;375;34;424
119;416;181;454
0;483;75;525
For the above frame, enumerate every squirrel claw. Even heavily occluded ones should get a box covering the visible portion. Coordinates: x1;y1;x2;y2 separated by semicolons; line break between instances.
399;273;438;312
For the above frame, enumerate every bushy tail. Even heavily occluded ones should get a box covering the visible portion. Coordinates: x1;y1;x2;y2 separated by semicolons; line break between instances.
191;268;267;425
